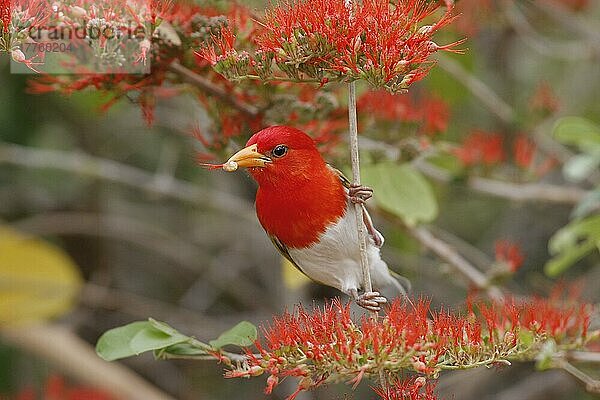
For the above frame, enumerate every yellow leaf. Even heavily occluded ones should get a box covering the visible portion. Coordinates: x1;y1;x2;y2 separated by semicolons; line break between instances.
281;257;310;290
0;226;82;325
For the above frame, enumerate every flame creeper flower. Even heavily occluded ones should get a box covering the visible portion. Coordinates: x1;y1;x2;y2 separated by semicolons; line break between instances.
199;0;465;93
227;296;592;399
374;376;439;400
495;240;525;273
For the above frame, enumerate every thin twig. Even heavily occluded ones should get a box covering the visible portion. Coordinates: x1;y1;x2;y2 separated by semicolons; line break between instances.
566;351;600;364
169;61;260;118
407;226;504;300
436;54;515;124
0;142;254;219
1;324;176;400
14;212;208;274
503;2;592;60
415;160;590;205
79;283;256;339
533;0;600;44
555;358;600;394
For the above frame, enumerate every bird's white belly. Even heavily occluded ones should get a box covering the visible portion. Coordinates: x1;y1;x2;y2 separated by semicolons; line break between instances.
287;205;391;294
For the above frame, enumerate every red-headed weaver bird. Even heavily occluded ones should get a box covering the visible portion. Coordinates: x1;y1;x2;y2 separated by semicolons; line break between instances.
218;126;408;311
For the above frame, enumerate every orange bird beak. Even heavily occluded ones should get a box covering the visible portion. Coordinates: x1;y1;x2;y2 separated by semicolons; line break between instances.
225;144;271;170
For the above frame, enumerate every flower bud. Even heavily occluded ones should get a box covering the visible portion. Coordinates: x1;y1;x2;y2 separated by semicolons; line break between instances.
414;376;427;388
11;49;26;63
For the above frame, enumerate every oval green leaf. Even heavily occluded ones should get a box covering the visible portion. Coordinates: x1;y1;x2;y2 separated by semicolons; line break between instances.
96;321;153;361
96;319;191;361
553;116;600;152
130;325;190;355
361;162;438;226
209;321;257;349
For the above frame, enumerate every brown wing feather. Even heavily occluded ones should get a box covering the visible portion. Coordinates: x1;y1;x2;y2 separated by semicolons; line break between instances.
268;234;308;275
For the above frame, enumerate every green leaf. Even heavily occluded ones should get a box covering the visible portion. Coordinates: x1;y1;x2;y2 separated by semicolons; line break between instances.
96;321;153;361
361;162;438;226
544;215;600;277
148;318;186;337
544;240;597;277
553;117;600;152
158;343;210;357
549;215;600;254
96;319;191;361
209;321;257;349
129;324;190;355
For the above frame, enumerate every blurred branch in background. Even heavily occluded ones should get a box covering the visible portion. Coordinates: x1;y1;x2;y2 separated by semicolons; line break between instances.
416;160;591;204
437;54;515;124
1;325;175;400
406;225;504;299
0;142;254;219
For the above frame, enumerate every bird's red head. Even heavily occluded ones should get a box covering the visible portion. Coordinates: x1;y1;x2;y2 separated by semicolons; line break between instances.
226;126;328;188
225;126;347;248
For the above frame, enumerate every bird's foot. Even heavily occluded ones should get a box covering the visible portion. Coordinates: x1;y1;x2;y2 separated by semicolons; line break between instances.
348;183;373;204
350;289;387;312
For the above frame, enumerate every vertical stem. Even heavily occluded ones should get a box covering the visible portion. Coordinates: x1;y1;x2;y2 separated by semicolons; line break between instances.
349;82;387;388
348;81;374;300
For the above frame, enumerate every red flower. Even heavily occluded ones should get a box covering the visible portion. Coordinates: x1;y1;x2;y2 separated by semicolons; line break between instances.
0;0;10;33
421;96;450;135
495;240;525;272
357;91;450;135
9;375;114;400
454;130;504;166
513;135;536;169
530;81;560;114
358;90;421;122
201;0;464;92
374;377;439;400
233;293;590;398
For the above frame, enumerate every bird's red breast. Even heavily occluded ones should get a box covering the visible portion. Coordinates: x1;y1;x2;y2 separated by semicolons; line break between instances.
245;126;347;248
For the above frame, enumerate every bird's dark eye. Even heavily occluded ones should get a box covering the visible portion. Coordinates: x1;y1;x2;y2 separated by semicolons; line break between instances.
272;144;288;158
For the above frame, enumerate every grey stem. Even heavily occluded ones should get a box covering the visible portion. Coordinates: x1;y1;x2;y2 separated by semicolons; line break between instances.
348;82;374;299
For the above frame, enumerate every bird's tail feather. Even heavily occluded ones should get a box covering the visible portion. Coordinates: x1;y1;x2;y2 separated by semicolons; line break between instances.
386;269;416;308
388;269;411;296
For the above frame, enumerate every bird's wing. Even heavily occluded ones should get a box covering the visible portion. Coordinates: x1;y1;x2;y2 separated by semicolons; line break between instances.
328;165;385;248
268;234;311;278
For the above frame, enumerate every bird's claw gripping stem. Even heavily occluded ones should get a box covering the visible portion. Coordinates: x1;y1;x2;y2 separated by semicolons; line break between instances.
350;289;387;312
348;183;373;204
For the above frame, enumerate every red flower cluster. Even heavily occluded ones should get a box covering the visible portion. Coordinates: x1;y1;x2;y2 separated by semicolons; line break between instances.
0;0;10;33
374;377;439;400
358;90;450;135
530;81;560;114
229;294;591;399
11;375;113;400
513;135;536;169
26;2;260;127
454;131;556;175
454;130;504;166
200;0;464;92
495;240;525;272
